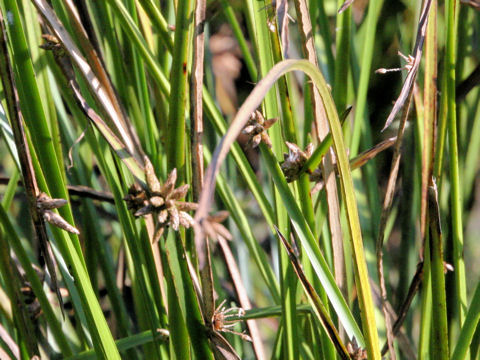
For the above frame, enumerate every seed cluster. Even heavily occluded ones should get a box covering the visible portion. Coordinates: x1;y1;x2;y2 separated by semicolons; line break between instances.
280;142;313;182
124;157;197;242
241;110;277;149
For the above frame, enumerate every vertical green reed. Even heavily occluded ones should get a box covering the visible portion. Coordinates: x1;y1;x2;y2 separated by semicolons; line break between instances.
445;0;468;333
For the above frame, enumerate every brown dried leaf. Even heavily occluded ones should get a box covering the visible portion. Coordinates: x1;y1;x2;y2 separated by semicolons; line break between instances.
210;332;241;360
210;25;242;116
212;223;233;241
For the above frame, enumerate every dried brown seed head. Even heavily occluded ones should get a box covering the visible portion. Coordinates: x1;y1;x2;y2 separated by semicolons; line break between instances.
260;133;272;148
43;210;80;235
242;125;258;135
37;192;68;210
128;183;143;194
444;262;454;273
250;134;262;148
124;184;148;212
126;167;197;242
281;142;313;182
347;339;367;360
376;51;415;74
242;110;276;149
212;300;251;342
36;193;79;234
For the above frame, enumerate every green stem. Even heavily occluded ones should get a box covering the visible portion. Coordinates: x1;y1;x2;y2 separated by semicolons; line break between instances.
445;0;467;332
350;0;381;156
428;184;449;360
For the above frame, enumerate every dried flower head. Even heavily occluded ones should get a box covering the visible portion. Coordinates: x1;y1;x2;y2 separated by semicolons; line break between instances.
36;192;79;234
37;192;68;210
281;142;313;182
241;110;277;149
203;211;232;241
347;339;367;360
212;300;251;342
125;157;197;243
376;51;415;74
124;183;147;213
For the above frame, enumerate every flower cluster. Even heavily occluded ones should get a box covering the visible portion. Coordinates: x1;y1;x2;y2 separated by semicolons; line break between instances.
280;142;313;182
212;300;251;342
347;339;367;360
241;110;277;149
37;192;79;234
124;157;197;242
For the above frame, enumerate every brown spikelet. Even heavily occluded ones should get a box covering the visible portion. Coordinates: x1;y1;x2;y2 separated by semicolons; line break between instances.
124;161;197;243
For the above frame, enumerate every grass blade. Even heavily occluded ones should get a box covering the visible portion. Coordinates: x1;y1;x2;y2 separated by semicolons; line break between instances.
428;181;449;360
275;226;351;360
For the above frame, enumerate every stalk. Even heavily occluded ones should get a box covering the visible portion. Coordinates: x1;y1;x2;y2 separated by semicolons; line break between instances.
445;0;468;332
